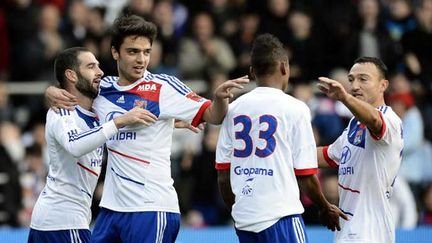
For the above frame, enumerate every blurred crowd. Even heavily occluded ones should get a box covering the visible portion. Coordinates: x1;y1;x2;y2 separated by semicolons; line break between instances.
0;0;432;229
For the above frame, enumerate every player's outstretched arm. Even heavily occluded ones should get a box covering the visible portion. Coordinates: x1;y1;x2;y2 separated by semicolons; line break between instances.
217;170;235;212
297;174;348;231
317;77;383;137
45;85;77;112
202;75;249;125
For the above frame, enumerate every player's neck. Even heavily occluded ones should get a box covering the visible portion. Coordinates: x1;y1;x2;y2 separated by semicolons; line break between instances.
76;93;93;111
256;76;284;90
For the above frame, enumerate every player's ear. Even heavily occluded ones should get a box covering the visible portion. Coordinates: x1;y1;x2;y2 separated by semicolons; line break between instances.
280;61;288;76
111;47;119;61
65;69;77;83
380;79;389;93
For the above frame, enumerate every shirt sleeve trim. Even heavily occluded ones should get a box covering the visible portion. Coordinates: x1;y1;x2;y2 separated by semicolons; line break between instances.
191;100;212;127
215;162;231;170
294;168;318;176
323;146;339;168
370;111;387;140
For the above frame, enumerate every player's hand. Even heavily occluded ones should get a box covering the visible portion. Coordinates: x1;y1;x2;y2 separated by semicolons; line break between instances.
319;204;349;231
114;107;158;128
45;86;77;112
214;75;249;99
174;120;205;134
317;77;349;102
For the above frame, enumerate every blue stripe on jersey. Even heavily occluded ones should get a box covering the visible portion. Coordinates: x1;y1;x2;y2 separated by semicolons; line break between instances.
59;108;70;117
69;126;103;142
153;74;190;95
81;188;92;198
383;106;388;114
76;108;100;128
99;85;160;117
111;167;145;186
159;74;191;93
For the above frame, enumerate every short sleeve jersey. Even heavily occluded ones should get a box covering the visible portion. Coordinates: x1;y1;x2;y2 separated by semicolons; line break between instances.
93;71;210;213
215;87;318;232
323;105;403;243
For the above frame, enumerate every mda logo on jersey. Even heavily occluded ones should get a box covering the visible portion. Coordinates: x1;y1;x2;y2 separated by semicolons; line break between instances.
186;92;204;102
134;99;147;109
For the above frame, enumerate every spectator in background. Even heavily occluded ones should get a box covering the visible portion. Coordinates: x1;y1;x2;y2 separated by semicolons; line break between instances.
387;73;425;197
178;12;236;79
37;4;64;80
0;81;14;122
188;126;228;226
5;0;44;81
343;0;400;72
0;122;23;227
19;144;47;226
229;12;260;78
385;0;417;41
152;0;185;68
204;0;242;38
62;0;89;47
258;0;291;43
148;40;178;77
121;0;154;21
286;9;324;83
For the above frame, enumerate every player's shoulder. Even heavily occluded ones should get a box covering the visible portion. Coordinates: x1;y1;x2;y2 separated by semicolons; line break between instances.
101;76;118;87
378;105;402;124
148;72;192;94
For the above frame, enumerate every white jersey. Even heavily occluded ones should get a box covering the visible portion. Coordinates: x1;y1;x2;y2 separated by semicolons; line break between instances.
31;106;119;230
94;71;210;213
215;87;318;233
323;105;403;243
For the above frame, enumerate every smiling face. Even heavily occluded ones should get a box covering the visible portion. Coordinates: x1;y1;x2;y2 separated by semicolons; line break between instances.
347;62;388;107
75;51;103;99
112;35;151;84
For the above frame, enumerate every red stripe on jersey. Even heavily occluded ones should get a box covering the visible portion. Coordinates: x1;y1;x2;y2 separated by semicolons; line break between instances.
108;148;151;164
77;162;99;177
191;100;211;127
215;162;230;170
294;168;318;176
323;146;339;168
338;183;360;194
370;111;387;140
127;81;162;102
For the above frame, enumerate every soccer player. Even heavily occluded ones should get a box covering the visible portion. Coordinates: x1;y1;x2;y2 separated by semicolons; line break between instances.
317;57;404;243
216;34;347;243
28;47;157;243
46;15;249;243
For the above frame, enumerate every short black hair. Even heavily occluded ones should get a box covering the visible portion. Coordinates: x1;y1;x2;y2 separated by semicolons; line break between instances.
111;15;158;52
251;33;288;77
354;57;388;79
54;47;90;88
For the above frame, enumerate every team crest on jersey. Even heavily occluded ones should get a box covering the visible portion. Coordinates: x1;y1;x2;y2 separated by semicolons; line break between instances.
241;177;255;196
348;119;366;148
186;92;204;102
134;99;147;109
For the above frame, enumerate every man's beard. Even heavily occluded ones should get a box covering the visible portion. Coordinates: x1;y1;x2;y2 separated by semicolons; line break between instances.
76;72;98;99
